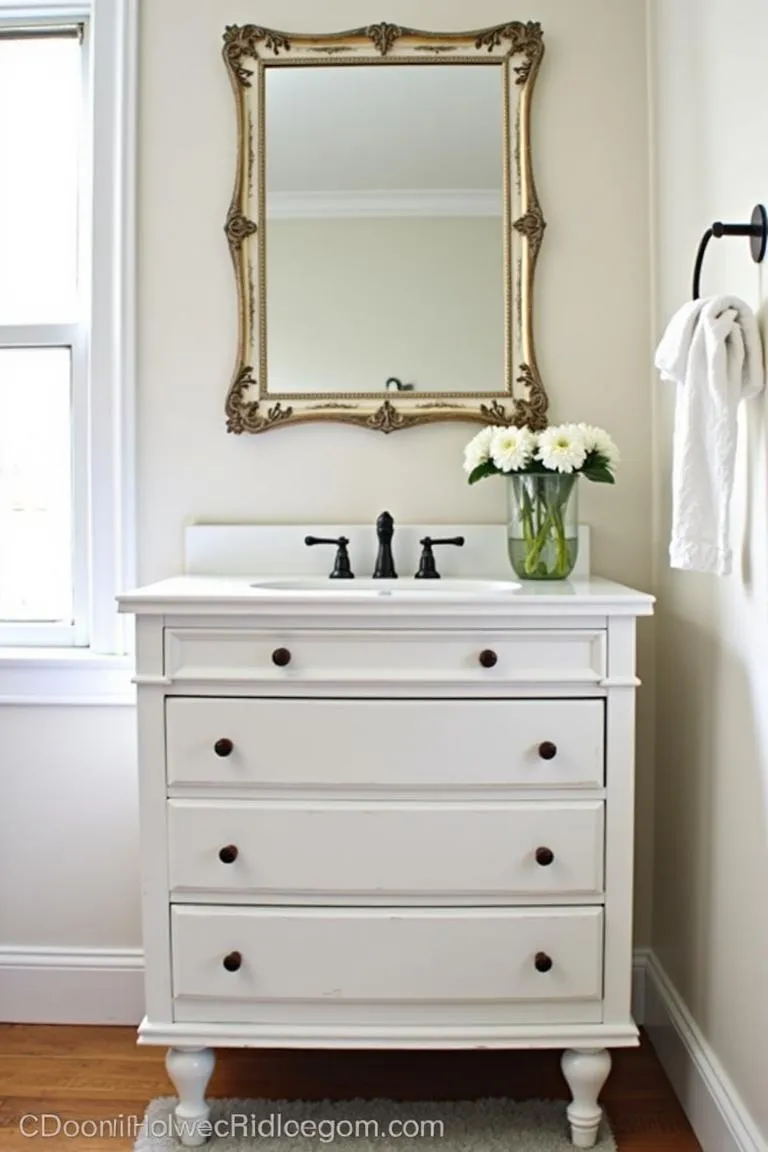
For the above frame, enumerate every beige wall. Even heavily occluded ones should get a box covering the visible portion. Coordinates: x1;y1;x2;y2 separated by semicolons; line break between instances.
650;0;768;1137
0;707;139;947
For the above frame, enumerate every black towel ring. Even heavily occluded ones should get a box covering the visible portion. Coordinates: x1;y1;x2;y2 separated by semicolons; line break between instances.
692;204;768;299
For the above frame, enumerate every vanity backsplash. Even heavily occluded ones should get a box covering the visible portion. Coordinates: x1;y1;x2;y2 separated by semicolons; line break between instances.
183;523;591;582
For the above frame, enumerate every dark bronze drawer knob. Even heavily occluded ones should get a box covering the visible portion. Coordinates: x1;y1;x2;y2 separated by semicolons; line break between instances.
272;647;292;667
222;950;242;972
478;649;498;668
534;951;553;973
214;738;233;758
535;846;555;867
538;741;557;760
218;844;239;865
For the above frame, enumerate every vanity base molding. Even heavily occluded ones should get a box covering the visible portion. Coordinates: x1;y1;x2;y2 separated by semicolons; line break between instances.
119;573;653;1150
140;1019;639;1051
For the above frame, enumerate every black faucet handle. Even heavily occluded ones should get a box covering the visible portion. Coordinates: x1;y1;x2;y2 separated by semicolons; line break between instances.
304;535;354;579
375;511;394;537
414;535;465;580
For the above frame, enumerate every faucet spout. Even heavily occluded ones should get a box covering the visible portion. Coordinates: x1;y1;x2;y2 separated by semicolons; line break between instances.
373;510;397;578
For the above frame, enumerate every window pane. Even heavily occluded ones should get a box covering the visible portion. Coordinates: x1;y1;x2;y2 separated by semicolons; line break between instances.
0;348;73;622
0;36;81;323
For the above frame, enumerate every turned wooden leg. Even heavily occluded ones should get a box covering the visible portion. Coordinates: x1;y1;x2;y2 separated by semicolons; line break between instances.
165;1046;216;1147
561;1047;612;1148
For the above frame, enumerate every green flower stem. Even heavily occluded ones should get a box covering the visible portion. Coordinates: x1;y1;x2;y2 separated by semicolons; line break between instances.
547;475;575;577
522;507;557;575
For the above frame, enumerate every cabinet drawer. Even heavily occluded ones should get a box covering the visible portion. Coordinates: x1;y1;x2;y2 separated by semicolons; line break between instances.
164;627;605;686
171;906;603;1006
165;698;604;791
167;799;604;900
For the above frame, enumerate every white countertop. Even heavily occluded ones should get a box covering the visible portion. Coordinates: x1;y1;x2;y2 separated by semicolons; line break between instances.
117;574;655;618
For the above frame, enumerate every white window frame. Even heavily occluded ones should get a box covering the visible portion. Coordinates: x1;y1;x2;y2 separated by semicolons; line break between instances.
0;0;136;700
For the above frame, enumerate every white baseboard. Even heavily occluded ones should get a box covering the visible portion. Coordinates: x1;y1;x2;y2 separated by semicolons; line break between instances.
631;947;649;1024
0;947;144;1025
643;950;766;1152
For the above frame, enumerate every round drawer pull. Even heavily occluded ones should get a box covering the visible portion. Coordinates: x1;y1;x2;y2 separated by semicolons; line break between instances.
222;950;242;972
214;738;233;758
535;846;555;867
478;649;498;669
272;647;292;667
218;844;239;865
534;951;553;973
538;741;557;760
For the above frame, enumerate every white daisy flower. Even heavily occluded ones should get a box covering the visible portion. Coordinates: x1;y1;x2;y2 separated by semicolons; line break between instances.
577;423;620;467
536;424;588;473
490;425;537;473
462;426;496;473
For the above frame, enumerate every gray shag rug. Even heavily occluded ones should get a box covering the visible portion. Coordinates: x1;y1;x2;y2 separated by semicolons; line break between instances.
135;1097;616;1150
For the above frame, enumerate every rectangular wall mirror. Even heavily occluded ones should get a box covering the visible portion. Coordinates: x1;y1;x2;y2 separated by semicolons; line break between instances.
222;22;548;434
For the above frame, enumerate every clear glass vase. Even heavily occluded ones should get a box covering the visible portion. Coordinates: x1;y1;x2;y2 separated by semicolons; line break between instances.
506;473;579;580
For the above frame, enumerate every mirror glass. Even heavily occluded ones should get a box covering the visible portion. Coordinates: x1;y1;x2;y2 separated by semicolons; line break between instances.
263;65;505;397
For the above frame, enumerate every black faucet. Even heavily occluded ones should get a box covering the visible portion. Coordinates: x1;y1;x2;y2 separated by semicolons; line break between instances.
373;510;397;578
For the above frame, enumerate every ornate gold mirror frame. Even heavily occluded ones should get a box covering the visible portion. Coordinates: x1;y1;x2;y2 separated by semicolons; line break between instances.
222;22;547;435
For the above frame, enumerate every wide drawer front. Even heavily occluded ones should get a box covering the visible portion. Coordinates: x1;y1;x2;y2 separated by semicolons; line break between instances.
167;800;604;899
164;627;605;685
165;698;605;791
171;906;604;1005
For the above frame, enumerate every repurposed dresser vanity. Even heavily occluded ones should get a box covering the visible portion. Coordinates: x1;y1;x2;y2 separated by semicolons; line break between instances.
119;537;652;1149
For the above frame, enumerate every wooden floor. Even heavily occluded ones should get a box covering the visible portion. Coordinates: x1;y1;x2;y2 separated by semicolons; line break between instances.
0;1025;700;1150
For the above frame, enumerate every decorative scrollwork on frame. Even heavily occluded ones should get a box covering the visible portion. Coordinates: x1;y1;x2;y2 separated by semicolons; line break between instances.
225;367;294;434
307;402;359;410
366;23;403;56
479;401;511;426
223;24;291;86
367;400;406;433
224;208;257;256
513;206;546;261
512;365;549;430
415;400;463;409
474;21;544;83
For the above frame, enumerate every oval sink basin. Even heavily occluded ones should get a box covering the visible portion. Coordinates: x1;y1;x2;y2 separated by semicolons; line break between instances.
249;577;521;595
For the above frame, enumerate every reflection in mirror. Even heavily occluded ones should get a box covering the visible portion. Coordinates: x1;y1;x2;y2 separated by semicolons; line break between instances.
264;66;505;396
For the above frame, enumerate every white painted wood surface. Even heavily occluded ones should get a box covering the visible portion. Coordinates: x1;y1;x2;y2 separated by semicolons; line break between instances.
171;906;604;1005
167;799;605;900
562;1048;613;1148
118;572;653;1147
165;697;605;791
163;627;607;685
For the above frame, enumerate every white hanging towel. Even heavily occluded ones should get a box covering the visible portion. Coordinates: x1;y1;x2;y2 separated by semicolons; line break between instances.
654;295;765;575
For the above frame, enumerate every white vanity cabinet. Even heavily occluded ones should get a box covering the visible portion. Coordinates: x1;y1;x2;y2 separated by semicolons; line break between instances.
119;575;653;1148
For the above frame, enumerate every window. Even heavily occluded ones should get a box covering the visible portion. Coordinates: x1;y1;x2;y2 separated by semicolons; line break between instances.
0;1;136;663
0;25;87;644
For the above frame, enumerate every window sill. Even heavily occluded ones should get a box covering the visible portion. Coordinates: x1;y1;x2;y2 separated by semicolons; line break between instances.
0;648;135;706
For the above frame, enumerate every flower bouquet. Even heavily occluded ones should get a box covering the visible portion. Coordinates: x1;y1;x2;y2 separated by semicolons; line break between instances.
463;423;619;580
